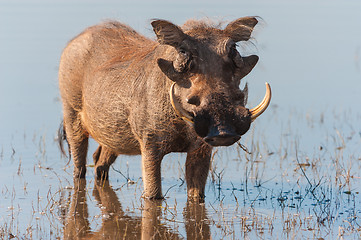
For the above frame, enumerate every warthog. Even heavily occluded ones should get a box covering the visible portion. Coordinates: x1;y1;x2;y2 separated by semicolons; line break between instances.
58;17;271;200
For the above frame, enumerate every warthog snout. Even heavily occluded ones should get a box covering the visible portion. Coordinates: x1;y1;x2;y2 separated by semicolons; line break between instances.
200;110;250;147
204;127;240;146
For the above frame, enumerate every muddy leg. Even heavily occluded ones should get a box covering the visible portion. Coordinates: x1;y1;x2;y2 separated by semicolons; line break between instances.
141;146;164;199
185;143;212;202
93;146;117;181
63;106;88;178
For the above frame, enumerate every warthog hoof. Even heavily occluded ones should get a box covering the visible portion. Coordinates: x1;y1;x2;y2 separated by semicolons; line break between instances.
95;165;110;181
187;189;205;203
73;167;86;179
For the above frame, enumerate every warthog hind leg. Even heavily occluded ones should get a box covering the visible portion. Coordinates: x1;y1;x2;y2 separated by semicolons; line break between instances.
63;106;89;178
93;145;117;181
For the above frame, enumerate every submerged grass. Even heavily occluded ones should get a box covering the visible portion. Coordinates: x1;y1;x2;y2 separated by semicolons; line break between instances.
0;108;360;239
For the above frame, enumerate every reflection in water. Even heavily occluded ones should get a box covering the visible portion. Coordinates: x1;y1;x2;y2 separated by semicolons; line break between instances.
184;201;210;240
63;180;211;239
63;179;90;239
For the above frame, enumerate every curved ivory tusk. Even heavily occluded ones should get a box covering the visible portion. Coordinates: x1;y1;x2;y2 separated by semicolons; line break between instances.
250;82;271;122
169;83;194;124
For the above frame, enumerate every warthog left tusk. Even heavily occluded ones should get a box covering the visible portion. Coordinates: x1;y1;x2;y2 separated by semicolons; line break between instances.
169;82;194;124
250;82;271;122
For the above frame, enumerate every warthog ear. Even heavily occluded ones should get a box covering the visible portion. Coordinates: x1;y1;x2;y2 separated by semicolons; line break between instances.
239;55;259;79
224;17;258;42
151;20;185;47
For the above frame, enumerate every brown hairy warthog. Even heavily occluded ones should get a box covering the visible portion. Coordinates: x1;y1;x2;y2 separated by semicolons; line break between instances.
58;17;271;200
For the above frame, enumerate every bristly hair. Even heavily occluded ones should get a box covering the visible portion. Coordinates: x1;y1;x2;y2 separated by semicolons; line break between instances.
181;17;262;45
95;21;158;71
180;18;226;40
181;17;226;32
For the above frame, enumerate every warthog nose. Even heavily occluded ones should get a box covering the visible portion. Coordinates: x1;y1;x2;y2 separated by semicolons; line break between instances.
204;128;240;147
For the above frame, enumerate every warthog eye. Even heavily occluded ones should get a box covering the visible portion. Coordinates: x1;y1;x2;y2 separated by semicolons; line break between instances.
233;90;246;105
174;48;192;73
228;43;243;69
179;48;187;55
228;44;238;59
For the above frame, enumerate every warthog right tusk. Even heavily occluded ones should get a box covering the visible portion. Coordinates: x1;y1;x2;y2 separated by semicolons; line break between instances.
249;82;271;122
169;83;194;124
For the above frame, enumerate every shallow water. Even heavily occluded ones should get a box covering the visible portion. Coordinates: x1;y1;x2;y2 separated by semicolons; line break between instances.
1;0;361;239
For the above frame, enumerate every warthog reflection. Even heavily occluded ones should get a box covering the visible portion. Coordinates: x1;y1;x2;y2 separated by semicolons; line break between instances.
63;179;210;239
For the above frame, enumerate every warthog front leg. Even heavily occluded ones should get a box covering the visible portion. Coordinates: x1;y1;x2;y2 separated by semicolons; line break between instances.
93;145;117;181
141;146;164;199
186;143;212;202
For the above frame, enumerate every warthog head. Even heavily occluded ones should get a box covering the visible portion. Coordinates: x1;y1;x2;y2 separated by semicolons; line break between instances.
152;17;271;146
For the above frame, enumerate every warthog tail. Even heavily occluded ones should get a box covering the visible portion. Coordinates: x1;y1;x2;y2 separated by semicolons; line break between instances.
57;120;71;161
